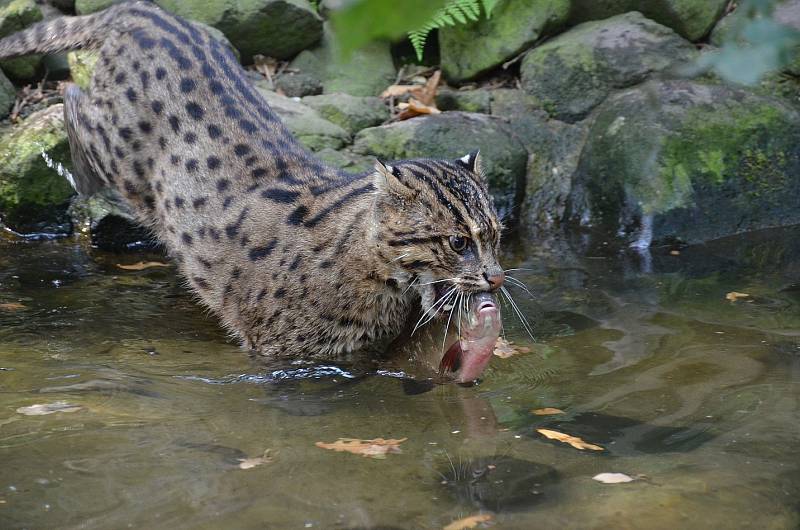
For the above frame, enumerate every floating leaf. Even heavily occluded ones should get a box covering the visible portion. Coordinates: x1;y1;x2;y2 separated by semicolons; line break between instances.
238;450;273;470
315;437;407;459
444;513;493;530
116;261;170;271
16;401;82;416
531;407;564;416
536;428;603;451
725;291;750;302
0;302;26;311
593;472;635;484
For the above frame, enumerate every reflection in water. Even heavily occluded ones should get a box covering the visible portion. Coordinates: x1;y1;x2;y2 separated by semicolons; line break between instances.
1;228;800;528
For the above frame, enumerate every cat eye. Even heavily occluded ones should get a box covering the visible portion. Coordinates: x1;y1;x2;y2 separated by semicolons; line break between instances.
449;235;470;254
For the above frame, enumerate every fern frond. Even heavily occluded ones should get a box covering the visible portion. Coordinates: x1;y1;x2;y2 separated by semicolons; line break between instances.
408;0;493;62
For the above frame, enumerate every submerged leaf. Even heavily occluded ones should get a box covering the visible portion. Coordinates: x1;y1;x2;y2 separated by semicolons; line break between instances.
16;402;82;415
116;261;171;271
238;450;273;470
493;337;531;358
315;437;407;459
444;513;493;530
531;407;564;416
592;472;635;484
536;428;603;451
0;302;26;311
725;291;750;302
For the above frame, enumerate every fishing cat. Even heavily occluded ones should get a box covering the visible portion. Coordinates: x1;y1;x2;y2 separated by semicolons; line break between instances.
0;1;505;379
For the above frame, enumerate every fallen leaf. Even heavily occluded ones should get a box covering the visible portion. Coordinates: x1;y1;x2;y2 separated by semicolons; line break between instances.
531;407;565;416
0;302;26;311
444;514;493;530
725;291;750;302
315;437;407;459
592;472;635;484
16;401;82;416
238;450;272;470
536;428;603;451
418;69;441;106
380;84;424;99
396;98;441;120
669;250;681;256
116;261;170;271
493;337;531;358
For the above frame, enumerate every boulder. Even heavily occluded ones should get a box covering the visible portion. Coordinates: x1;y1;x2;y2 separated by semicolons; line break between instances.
255;86;350;151
567;80;800;245
352;112;527;221
0;0;44;82
435;87;492;113
568;0;729;41
69;190;154;250
301;93;388;135
439;0;571;82
315;147;374;174
0;68;15;118
154;0;322;62
0;104;75;233
276;49;325;97
520;12;697;122
489;88;589;235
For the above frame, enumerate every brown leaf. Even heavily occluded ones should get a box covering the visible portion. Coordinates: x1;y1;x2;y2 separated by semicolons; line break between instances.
17;402;82;416
443;514;493;530
531;407;565;416
380;84;424;99
395;98;441;121
238;450;273;470
315;437;407;459
536;428;603;451
725;291;750;302
0;302;26;311
116;261;171;271
418;69;441;106
493;337;531;358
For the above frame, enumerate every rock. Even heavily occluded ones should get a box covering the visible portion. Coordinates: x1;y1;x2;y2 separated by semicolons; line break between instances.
568;0;729;41
69;190;153;250
38;3;71;80
353;112;527;221
0;68;15;119
301;93;388;135
567;80;800;245
435;87;492;113
46;0;75;12
154;0;322;62
315;147;374;174
520;12;697;122
0;104;75;233
66;50;97;89
490;89;589;235
74;0;119;14
0;0;44;82
254;85;350;151
322;40;396;97
439;0;571;82
275;72;322;97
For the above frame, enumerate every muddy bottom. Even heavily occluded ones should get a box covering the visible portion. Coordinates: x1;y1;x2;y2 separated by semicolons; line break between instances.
0;227;799;529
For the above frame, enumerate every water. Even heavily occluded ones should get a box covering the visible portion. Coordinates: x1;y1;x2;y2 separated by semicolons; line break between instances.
1;227;799;529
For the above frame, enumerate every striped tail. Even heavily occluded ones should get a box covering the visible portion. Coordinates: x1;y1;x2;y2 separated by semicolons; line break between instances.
0;4;127;59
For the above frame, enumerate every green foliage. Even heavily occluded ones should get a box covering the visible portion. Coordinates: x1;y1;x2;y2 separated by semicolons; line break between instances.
699;0;800;85
407;0;498;61
330;0;450;59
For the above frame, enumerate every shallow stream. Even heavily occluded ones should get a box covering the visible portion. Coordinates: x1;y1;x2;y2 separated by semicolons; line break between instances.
1;227;799;529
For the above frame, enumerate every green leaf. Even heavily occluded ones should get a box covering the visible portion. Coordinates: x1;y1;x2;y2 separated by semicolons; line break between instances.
331;0;449;58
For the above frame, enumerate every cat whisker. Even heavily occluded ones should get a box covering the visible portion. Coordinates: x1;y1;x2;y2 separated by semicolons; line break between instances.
500;286;535;340
417;277;461;287
504;275;534;297
412;286;457;335
391;253;410;263
441;291;460;353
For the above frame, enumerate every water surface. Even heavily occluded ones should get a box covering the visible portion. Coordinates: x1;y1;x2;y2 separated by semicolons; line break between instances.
1;228;799;529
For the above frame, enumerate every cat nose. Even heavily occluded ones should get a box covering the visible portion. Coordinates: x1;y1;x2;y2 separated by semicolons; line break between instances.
483;271;505;292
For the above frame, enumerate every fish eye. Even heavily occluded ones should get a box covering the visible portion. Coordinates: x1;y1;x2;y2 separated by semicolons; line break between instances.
449;235;470;254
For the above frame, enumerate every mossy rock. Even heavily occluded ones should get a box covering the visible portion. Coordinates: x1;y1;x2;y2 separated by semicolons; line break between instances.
255;85;350;151
74;0;119;14
569;80;800;244
439;0;571;82
0;68;15;118
0;104;75;232
154;0;321;62
520;12;697;122
568;0;729;41
0;0;44;82
67;50;98;89
315;147;374;174
301;93;388;135
352;112;527;222
435;87;492;114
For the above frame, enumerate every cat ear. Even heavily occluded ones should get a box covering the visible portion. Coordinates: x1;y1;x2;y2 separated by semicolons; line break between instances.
373;159;416;199
457;150;482;174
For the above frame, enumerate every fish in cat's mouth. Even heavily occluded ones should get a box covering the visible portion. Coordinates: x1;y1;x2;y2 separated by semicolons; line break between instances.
438;291;501;383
